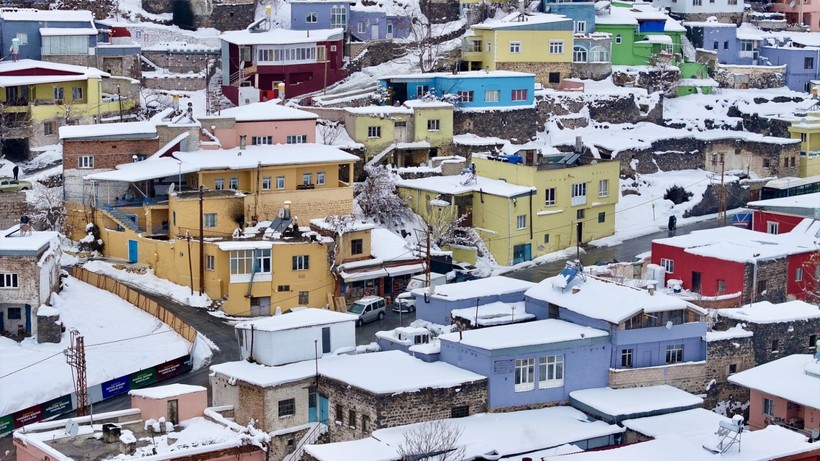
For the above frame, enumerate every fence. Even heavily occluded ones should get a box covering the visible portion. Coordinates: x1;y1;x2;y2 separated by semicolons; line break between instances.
71;266;198;351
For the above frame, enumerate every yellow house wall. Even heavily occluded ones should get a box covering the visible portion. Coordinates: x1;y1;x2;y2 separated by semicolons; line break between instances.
336;229;372;263
789;126;820;177
169;194;245;239
492;29;573;64
412;106;454;147
344;111;408;155
2;77;134;122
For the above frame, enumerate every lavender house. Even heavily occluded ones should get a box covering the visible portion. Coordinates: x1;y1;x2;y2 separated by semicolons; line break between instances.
290;0;411;41
759;36;820;92
439;319;610;410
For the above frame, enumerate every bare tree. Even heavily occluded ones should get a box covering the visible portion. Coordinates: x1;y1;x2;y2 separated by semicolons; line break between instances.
354;166;412;227
645;50;680;96
396;420;465;461
317;120;345;145
319;214;357;272
28;183;66;231
799;249;820;304
400;3;445;74
428;208;475;248
0;102;32;157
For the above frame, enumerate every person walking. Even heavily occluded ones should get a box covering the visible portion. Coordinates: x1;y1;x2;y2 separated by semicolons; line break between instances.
12;165;19;181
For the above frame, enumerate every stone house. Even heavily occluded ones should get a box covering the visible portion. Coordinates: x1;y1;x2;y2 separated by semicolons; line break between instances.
210;350;488;443
0;227;60;337
701;328;756;412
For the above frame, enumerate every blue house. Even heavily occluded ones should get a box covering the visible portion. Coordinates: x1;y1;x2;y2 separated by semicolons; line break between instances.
684;20;758;66
290;0;410;41
439;319;610;410
379;70;536;109
540;0;596;34
524;273;708;391
0;9;98;61
412;276;535;326
760;36;820;92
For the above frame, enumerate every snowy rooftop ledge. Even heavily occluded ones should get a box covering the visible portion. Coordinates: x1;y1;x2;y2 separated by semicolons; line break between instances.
569;385;703;423
717;300;820;324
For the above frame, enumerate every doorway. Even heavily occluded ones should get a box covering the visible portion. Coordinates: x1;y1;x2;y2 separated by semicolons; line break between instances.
167;399;178;424
692;271;701;293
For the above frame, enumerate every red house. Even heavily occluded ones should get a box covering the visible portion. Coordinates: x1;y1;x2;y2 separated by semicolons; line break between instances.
219;21;345;105
747;192;820;235
650;222;818;308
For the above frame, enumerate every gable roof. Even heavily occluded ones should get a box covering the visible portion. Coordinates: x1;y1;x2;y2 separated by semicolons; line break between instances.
0;59;108;86
220;27;343;45
472;12;573;30
234;307;357;332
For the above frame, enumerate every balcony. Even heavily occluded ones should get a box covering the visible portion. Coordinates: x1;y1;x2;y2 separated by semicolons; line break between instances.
571;195;586;206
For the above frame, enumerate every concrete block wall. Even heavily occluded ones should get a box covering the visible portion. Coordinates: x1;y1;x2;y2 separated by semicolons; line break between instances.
608;362;708;394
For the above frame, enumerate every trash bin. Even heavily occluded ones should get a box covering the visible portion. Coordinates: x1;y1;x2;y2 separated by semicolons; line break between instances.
668;215;677;231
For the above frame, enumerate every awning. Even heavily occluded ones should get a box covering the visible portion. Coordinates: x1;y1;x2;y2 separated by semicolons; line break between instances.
40;27;97;36
640;35;673;45
340;268;388;283
384;263;425;277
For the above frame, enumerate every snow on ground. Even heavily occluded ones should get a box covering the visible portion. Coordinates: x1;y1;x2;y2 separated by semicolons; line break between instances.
0;276;194;416
83;260;212;308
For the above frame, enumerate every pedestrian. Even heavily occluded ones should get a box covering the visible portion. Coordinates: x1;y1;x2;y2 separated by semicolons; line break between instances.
12;165;19;181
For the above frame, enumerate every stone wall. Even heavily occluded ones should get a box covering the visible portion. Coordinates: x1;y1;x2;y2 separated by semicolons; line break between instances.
425;0;461;23
608;362;708;394
453;107;536;143
702;336;756;413
36;313;62;343
741;258;789;307
143;74;207;91
713;316;820;366
142;50;219;74
320;374;487;442
270;425;313;461
0;192;32;230
45;54;141;80
714;65;786;90
536;93;663;128
741;112;793;138
673;11;743;24
347;41;406;74
497;62;572;89
571;62;612;81
683;182;752;217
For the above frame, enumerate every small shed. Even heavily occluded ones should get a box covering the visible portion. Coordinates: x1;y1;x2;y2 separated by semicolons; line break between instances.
129;384;208;424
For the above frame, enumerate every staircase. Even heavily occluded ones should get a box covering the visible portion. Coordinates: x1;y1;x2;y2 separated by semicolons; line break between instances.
102;204;140;233
282;423;327;461
469;228;497;265
366;143;396;167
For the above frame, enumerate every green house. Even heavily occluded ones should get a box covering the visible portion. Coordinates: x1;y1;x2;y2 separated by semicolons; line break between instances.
595;2;686;66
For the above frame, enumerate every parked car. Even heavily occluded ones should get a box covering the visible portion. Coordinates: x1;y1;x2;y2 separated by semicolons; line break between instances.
393;292;416;313
0;177;31;192
593;258;618;266
347;296;387;326
392;272;447;313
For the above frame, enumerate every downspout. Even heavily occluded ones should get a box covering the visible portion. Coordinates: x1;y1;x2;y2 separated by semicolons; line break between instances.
529;191;533;241
508;197;513;265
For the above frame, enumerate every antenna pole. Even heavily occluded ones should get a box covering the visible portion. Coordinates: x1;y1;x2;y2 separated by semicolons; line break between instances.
199;186;205;295
718;155;726;227
425;225;431;288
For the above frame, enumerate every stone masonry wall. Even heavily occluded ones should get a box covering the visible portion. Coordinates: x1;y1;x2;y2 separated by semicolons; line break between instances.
143;50;219;74
683;182;752;217
143;75;206;91
714;65;786;90
608;362;708;394
713;316;820;367
740;258;788;307
571;62;612;81
319;375;488;443
0;192;32;230
36;314;62;343
702;336;755;413
497;62;572;89
536;93;663;129
347;41;406;74
210;373;315;432
453;107;537;143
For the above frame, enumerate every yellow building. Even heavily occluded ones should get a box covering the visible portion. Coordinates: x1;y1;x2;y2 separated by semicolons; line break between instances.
788;116;820;177
398;151;620;265
462;12;575;87
344;101;454;165
73;144;360;316
0;59;136;151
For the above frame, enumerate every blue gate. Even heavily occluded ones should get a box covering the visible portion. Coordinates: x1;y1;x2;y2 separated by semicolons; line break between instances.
513;243;531;265
128;240;138;263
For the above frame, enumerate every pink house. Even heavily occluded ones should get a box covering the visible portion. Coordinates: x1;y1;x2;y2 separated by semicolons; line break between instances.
770;0;820;31
729;354;820;435
14;384;265;461
201;100;319;150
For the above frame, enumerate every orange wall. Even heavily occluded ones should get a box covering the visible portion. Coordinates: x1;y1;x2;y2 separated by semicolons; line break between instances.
130;388;208;423
214;120;316;148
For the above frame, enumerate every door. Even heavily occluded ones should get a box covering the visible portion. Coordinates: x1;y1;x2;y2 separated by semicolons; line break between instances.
394;121;408;143
167;399;179;424
692;271;702;293
250;297;271;317
24;304;30;335
127;239;138;263
386;23;394;39
371;24;380;40
513;244;531;265
309;388;318;422
363;304;373;323
322;327;331;353
319;394;329;423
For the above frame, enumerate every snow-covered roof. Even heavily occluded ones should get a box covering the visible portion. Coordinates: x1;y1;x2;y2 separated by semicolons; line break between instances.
0;226;60;256
397;173;536;199
381;70;535;81
416;276;535;302
234;308;357;332
344;105;413;115
217;100;318;122
84;144;359;182
718;300;820;324
747;191;820;209
704;325;753;342
304;437;398;461
128;384;205;399
0;59;109;86
337;228;417;276
640;34;673;44
622;408;729;441
729;354;820;409
570;385;703;419
0;8;93;22
59;121;157;140
450;301;534;327
596;4;684;32
210;350;486;394
309;218;375;233
652;222;818;263
472;12;572;30
525;275;700;324
220;27;343;45
439;319;608;350
402;99;454;109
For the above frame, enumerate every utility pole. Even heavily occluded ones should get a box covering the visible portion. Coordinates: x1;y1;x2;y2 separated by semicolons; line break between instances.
199;186;205;295
718;154;726;227
425;225;432;288
117;85;123;122
576;222;582;261
64;329;88;416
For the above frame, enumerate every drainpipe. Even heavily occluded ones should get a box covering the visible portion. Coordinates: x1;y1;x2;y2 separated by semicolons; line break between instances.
508;197;513;265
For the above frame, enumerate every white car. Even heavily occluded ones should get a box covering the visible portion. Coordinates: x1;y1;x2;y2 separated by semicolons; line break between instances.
393;292;416;313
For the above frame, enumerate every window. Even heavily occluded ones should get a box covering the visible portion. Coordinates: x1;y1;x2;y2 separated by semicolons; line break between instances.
214;178;224;190
511;89;527;101
206;255;215;271
544;234;550;244
589;46;609;62
549;40;564;54
517;215;526;230
276;176;285;190
335;404;344;423
362;415;370;432
514;358;535;391
451;405;469;418
539;355;564;388
723;41;729;50
230;249;272;275
548;72;560;84
293;255;310;271
767;221;779;234
763;159;771;168
810;334;817;349
0;273;18;288
771;339;780;352
717;279;726;293
598;211;606;223
42;36;87;55
286;135;308;144
367;126;381;138
621;349;633;368
266;46;317;63
509;41;521;53
693;0;702;5
545;187;556;206
486;41;492;52
615;34;622;44
666;344;684;364
427;119;440;131
757;279;768;296
573;46;588;62
277;285;290;292
763;398;775;417
54;87;64;101
575;21;586;33
262;176;272;190
72;87;83;100
330;5;346;27
599;179;609;197
358;21;366;34
485;89;500;102
252;136;272;145
416;85;429;97
317;172;326;185
299;291;309;304
15;33;27;45
7;307;21;319
44;121;56;136
728;363;737;374
306;11;317;23
229;177;238;190
661;258;674;273
204;213;217;228
302;173;312;185
571;182;586;206
278;398;295;417
797;267;804;282
806;57;815;70
713;41;719;50
77;155;94;169
457;91;474;103
351;238;363;255
386;23;393;36
576;209;585;219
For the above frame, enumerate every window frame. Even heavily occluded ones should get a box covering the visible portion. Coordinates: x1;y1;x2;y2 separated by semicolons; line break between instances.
367;126;381;138
514;358;535;392
665;344;684;364
621;348;633;368
538;355;564;389
545;187;556;206
306;11;318;23
276;176;285;190
351;238;363;255
516;214;526;230
77;155;94;169
278;398;296;418
317;172;326;185
511;89;528;101
763;397;775;417
660;258;674;273
0;273;18;288
549;40;564;54
262;176;272;190
293;255;310;271
484;89;500;103
205;254;215;271
427;119;440;131
599;179;609;197
204;213;217;228
509;41;521;53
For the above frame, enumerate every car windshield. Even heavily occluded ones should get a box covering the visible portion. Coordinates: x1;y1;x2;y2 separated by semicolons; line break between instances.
348;303;365;314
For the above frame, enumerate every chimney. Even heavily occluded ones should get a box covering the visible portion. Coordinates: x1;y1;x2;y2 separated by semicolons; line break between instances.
265;5;272;29
575;136;583;154
283;200;292;220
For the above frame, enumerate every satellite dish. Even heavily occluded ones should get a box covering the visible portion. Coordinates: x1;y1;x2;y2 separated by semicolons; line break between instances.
168;182;175;195
811;428;820;440
65;419;79;438
666;321;673;330
278;208;285;218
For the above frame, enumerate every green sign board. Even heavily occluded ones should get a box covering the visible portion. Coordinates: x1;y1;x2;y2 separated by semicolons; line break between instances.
43;395;73;419
130;368;157;389
0;414;13;435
